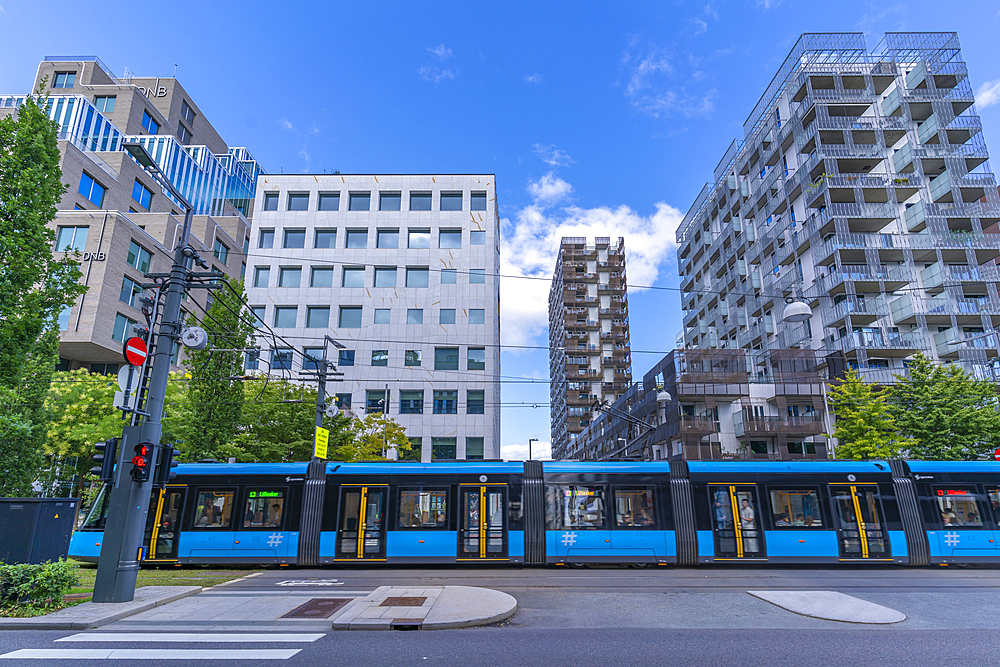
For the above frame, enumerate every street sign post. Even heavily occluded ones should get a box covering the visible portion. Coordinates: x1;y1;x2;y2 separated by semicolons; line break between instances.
123;337;148;366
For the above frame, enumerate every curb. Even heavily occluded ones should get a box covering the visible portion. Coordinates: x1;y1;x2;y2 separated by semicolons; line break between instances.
0;586;202;630
332;586;517;631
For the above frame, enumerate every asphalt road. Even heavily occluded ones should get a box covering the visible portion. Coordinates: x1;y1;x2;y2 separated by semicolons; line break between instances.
2;566;998;665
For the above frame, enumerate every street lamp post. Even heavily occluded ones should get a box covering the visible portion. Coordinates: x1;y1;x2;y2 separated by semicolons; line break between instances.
528;438;538;461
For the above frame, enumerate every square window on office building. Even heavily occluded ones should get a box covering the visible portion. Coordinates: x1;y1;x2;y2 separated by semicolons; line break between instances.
349;192;371;211
53;72;76;88
374;267;396;287
78;172;106;207
213;238;229;265
346;229;368;248
244;350;259;370
371;350;388;366
407;309;423;324
177;123;192;144
379;192;401;211
94;95;116;112
469;309;485;324
283;229;305;248
402;436;422;461
466;437;485;459
408;228;430;248
112;314;135;342
315;229;336;248
434;347;459;370
250;306;266;322
432;437;457;459
253;267;270;288
306;306;329;328
303;348;324;371
272;348;293;371
311;267;334;287
141;110;159;134
339;306;362;328
339;350;355;367
263;193;279;211
441;269;457;284
287;193;309;211
439;229;462;249
470;269;486;284
406;267;428;288
377;229;399;248
258;229;274;248
440;192;463;211
405;350;421;366
342;267;365;287
410;192;432;211
440;309;456;325
467;390;485;414
273;306;297;328
471;191;487;211
374;308;390;324
335;393;352;409
367;390;388;414
279;267;301;287
132;180;152;209
400;390;423;414
470;230;486;245
433;391;458;415
468;347;486;370
56;226;89;252
318;192;340;211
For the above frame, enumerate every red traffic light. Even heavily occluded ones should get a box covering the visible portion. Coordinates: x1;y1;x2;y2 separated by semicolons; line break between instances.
131;456;149;468
130;442;154;481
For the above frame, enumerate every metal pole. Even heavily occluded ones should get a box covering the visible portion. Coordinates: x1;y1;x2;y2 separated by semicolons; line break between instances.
821;378;836;459
93;206;193;603
297;343;328;567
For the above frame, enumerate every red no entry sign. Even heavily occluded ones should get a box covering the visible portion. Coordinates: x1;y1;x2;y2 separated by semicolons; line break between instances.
123;337;148;366
995;448;1000;462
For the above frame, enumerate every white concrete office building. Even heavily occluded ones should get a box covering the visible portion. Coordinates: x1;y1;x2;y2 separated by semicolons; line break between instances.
246;175;501;461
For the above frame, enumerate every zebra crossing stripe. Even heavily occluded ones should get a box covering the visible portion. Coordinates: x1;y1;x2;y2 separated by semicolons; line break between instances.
0;649;302;660
56;633;325;643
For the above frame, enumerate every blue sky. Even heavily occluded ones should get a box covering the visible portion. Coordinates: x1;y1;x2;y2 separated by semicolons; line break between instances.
3;1;1000;459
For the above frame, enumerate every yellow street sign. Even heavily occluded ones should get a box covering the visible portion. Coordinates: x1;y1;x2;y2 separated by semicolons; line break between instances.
314;426;329;459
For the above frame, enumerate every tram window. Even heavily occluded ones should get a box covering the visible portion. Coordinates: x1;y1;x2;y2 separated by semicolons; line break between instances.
546;485;606;529
614;488;656;527
986;489;1000;527
243;490;285;529
398;488;447;529
934;487;985;528
81;484;111;530
768;489;823;528
193;490;235;529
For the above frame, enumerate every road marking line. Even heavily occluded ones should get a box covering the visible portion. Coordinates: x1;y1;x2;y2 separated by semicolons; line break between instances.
0;649;301;660
205;571;267;590
57;633;324;643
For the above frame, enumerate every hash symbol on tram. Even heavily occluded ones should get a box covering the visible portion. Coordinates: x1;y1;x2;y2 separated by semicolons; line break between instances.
561;532;577;546
267;533;284;547
945;532;960;547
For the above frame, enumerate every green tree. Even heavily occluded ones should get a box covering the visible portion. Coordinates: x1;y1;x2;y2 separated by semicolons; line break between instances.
179;279;255;462
42;369;121;495
888;353;1000;460
231;377;351;462
333;412;411;461
827;370;913;460
0;89;87;494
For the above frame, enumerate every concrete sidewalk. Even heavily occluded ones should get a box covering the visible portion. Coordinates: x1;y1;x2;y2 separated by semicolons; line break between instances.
331;585;517;631
0;586;202;631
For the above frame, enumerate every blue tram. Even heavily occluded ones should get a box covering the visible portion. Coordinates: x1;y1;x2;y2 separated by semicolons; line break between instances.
69;459;1000;567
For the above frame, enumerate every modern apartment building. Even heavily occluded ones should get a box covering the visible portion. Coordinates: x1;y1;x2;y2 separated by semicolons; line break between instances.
0;56;263;373
549;237;631;459
245;175;501;462
678;32;1000;386
570;348;830;462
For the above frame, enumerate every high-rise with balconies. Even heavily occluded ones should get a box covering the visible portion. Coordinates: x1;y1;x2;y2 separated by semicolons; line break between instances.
678;32;1000;387
549;237;631;459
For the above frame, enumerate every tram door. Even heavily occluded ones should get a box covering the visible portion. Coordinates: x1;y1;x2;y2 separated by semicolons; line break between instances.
144;486;186;562
336;486;387;560
832;485;889;560
709;485;765;560
457;485;507;560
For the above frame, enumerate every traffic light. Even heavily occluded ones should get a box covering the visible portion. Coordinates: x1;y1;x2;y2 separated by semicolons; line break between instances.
91;438;119;482
153;446;178;486
130;442;153;482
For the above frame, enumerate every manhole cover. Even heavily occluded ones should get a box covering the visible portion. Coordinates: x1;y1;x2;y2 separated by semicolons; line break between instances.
380;596;427;607
280;598;352;619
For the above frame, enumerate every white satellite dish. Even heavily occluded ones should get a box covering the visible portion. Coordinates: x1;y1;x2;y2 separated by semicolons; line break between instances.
181;326;209;350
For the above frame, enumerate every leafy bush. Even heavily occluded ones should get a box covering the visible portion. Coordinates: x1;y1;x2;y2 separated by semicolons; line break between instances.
0;559;79;608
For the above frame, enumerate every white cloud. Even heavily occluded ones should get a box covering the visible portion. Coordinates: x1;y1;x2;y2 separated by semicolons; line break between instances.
524;73;542;84
528;172;573;207
755;0;784;8
703;3;718;19
278;118;294;131
532;143;574;167
299;147;311;165
502;440;552;461
419;65;457;83
500;175;684;348
428;44;454;60
693;19;708;35
623;47;717;119
977;79;1000;109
